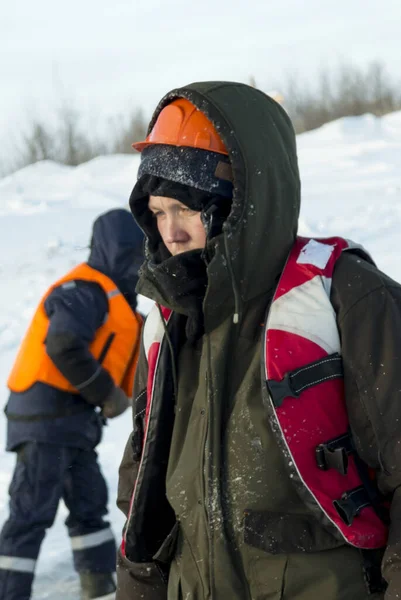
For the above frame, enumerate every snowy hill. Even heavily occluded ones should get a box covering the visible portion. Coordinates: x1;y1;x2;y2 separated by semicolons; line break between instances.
1;111;401;598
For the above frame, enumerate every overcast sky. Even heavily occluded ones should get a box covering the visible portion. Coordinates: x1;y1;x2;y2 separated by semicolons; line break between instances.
1;0;401;164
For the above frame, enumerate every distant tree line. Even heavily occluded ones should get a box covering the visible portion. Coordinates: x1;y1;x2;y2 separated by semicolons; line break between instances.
278;61;401;133
4;107;148;175
3;61;401;176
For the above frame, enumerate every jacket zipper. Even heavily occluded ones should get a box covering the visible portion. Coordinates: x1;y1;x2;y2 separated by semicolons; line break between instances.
205;335;216;600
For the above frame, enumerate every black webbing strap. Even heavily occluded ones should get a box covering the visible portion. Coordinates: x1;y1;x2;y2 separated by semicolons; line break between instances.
316;431;354;475
267;352;343;408
333;486;371;526
360;548;388;595
352;451;390;526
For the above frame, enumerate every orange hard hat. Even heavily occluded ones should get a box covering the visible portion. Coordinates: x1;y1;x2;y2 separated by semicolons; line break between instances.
132;98;228;156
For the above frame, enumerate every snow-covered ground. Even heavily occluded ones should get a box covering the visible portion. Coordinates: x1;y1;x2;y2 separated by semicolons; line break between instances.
0;111;401;598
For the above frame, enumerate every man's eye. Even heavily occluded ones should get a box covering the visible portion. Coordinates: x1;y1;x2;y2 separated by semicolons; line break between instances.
180;206;194;214
152;211;163;218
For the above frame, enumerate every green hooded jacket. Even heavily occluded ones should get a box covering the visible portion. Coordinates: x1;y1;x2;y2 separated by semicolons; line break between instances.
117;81;401;600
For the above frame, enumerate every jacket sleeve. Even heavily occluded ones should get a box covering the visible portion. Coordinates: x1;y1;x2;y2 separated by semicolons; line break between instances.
117;335;148;518
332;253;401;600
44;280;115;405
116;332;168;600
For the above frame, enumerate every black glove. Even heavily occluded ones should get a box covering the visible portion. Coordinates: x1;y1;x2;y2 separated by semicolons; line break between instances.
101;386;129;419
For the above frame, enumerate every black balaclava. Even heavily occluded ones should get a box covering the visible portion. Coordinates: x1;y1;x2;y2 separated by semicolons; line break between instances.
130;144;233;341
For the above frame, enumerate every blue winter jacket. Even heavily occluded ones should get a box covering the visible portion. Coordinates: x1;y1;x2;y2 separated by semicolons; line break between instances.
5;209;144;451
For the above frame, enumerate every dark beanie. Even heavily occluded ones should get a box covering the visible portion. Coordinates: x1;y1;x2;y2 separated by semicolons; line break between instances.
137;144;233;198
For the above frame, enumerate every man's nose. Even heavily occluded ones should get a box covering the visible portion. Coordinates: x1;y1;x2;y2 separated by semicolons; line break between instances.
164;217;188;243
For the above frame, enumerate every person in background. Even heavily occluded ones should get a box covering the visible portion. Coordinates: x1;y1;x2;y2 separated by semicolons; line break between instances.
116;83;401;600
0;208;144;600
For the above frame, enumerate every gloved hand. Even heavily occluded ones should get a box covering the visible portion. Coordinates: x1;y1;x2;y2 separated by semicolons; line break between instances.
101;386;129;419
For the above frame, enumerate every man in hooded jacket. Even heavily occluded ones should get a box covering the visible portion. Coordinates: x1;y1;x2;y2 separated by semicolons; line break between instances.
116;82;401;600
0;209;144;600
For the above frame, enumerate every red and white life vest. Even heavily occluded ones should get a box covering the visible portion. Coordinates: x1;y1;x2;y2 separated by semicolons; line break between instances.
264;236;387;548
124;236;388;555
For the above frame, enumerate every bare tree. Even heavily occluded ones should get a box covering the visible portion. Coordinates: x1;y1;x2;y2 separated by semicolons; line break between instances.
10;105;108;172
58;107;99;166
111;109;148;154
14;121;57;168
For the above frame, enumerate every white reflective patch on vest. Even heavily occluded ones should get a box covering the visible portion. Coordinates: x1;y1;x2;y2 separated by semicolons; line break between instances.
0;555;36;573
269;276;341;355
70;527;114;551
107;289;120;299
297;239;335;269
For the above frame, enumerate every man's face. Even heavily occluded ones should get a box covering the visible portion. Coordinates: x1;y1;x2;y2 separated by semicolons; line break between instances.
148;195;206;256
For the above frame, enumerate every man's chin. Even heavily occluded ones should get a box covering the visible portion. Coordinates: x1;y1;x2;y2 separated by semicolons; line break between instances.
170;245;201;256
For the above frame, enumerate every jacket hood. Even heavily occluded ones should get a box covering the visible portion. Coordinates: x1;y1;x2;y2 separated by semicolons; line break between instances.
87;209;144;297
131;82;300;330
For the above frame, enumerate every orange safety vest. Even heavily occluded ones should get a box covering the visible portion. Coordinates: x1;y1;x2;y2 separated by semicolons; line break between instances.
8;263;142;398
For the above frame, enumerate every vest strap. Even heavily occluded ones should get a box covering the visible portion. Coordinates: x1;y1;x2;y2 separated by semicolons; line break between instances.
360;548;388;594
333;486;371;525
316;431;354;475
353;452;390;526
268;352;343;408
320;434;390;526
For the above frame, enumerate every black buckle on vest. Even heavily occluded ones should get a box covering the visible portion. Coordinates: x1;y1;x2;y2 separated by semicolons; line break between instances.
267;372;300;408
267;352;343;408
333;486;371;526
316;432;354;475
316;445;349;475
